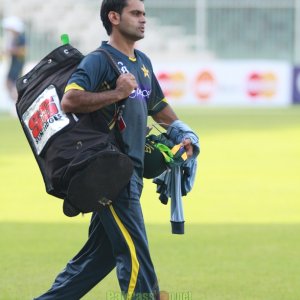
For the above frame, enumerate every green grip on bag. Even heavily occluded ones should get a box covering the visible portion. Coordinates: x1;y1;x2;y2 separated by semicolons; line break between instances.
61;34;70;45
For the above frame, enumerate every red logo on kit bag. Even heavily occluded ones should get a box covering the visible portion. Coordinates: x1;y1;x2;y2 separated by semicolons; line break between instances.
23;85;70;155
28;97;59;139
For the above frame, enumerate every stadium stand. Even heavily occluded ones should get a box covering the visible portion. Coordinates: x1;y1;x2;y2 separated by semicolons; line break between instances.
0;0;299;62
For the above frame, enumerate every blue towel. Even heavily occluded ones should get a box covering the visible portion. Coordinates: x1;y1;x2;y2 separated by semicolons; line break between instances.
153;120;200;234
167;120;200;159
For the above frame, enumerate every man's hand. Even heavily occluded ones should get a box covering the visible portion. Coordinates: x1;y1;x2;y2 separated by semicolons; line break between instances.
115;73;138;101
61;73;138;113
182;139;194;158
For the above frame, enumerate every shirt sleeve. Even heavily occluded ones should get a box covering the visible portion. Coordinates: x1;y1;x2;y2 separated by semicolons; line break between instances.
148;66;168;116
65;52;108;93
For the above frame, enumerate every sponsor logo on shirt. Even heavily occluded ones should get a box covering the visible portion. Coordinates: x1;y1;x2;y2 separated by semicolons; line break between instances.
129;87;151;100
117;61;151;100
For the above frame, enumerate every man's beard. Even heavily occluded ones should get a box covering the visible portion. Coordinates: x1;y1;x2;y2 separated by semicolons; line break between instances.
119;26;145;42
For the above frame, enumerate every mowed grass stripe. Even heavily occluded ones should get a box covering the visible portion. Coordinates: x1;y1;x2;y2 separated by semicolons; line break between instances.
1;108;300;223
1;108;300;299
0;223;300;300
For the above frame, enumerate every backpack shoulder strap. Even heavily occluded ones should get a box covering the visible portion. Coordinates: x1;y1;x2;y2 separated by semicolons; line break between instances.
93;47;127;126
96;48;122;76
92;48;128;151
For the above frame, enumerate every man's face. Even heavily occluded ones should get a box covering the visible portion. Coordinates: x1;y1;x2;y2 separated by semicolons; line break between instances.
118;0;146;41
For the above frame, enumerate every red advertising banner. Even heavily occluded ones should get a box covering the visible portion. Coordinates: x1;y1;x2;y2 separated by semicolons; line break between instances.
153;60;292;107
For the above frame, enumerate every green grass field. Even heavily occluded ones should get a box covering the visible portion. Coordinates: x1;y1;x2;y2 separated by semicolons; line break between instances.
1;107;300;299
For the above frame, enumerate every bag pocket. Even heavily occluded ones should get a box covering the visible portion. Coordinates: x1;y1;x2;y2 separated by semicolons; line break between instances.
43;114;112;195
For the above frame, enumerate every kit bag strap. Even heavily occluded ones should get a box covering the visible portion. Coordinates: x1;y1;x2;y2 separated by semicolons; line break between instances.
94;48;128;151
96;48;126;111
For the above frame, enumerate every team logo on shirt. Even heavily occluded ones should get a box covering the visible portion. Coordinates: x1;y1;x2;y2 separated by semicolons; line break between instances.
141;64;150;78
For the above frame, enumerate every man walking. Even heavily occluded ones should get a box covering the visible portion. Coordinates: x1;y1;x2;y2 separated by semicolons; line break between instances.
35;0;197;299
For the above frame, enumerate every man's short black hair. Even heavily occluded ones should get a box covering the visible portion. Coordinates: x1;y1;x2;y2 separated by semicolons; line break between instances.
100;0;144;35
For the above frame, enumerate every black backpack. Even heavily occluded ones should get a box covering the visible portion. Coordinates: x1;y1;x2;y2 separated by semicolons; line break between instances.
16;44;133;216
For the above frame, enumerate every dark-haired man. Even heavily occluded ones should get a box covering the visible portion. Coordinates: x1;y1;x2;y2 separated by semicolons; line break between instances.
35;0;196;299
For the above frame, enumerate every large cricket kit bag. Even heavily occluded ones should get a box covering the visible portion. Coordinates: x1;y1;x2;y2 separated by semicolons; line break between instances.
16;44;133;216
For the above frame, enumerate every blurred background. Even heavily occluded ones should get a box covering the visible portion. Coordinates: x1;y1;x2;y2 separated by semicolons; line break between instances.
0;0;300;110
1;1;300;299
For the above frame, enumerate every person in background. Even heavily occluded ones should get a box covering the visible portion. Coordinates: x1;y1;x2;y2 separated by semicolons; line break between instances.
2;16;26;102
